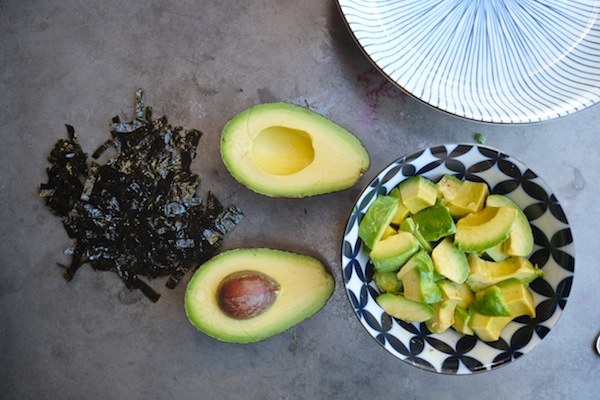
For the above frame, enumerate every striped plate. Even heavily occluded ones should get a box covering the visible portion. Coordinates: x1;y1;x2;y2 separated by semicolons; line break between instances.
337;0;600;123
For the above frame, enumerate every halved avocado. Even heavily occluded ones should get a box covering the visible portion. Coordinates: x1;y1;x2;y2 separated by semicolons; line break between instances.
185;248;334;343
220;102;370;197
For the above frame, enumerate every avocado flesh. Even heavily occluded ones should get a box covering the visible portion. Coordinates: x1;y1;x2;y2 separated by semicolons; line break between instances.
454;206;518;253
370;231;420;273
398;176;438;214
431;237;469;284
220;102;370;198
425;280;463;334
485;194;534;257
358;195;400;250
376;292;435;323
185;248;334;343
436;174;464;204
413;200;456;242
469;279;535;342
466;254;545;292
398;251;443;304
446;180;490;218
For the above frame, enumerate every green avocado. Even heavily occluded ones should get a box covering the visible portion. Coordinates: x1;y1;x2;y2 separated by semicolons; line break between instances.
220;102;370;198
436;174;464;204
397;251;443;304
472;285;512;317
454;206;518;253
398;176;438;214
376;292;435;323
468;279;536;342
466;254;545;292
412;200;456;242
358;195;400;249
485;194;534;257
370;231;420;273
431;237;469;284
425;280;463;334
446;180;490;218
185;248;334;343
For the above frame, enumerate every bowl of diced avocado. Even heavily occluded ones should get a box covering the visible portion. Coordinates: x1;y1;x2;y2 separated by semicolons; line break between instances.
341;143;574;374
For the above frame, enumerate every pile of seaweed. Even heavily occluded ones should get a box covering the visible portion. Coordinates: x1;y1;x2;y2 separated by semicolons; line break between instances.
39;89;244;302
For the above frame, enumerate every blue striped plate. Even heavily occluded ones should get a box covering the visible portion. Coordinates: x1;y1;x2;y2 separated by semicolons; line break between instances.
337;0;600;123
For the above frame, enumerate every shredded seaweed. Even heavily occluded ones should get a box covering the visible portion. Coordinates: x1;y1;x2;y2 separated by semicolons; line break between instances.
39;89;244;302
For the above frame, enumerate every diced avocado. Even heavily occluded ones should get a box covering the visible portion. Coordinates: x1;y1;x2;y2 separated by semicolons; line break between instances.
398;251;443;304
454;206;518;253
398;176;438;214
436;174;464;204
381;226;397;241
376;292;436;323
358;195;400;249
388;187;411;225
472;285;511;317
454;282;475;309
431;237;469;283
468;279;536;342
425;280;463;334
370;231;420;273
373;271;402;293
446;180;490;218
399;217;432;252
220;102;370;198
466;254;545;292
412;200;456;242
486;194;534;257
453;306;474;335
485;242;511;262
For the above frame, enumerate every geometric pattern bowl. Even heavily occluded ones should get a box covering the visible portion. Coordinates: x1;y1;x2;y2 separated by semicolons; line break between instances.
342;144;575;374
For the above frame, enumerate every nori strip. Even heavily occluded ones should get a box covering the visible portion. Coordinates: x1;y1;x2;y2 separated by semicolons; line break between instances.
39;89;244;302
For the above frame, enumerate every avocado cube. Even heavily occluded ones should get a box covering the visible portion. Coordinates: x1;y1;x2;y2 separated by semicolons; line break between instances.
447;180;490;218
468;279;536;342
372;271;402;293
370;231;420;273
376;292;435;323
436;174;464;204
399;217;432;252
425;280;463;334
486;194;534;257
412;200;456;242
388;187;411;225
453;306;474;336
454;206;518;253
358;195;400;249
472;286;512;317
398;176;438;214
431;237;469;284
398;251;443;304
466;255;545;292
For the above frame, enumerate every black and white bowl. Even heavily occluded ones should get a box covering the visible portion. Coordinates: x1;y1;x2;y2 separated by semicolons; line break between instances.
341;144;575;374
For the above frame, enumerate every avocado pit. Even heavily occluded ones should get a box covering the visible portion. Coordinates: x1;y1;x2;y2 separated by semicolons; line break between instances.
217;270;280;319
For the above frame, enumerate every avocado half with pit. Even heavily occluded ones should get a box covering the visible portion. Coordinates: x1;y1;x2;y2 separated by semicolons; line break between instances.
220;102;370;197
185;248;334;343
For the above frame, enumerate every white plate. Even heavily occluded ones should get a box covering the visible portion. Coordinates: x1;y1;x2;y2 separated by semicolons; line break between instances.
341;144;575;374
337;0;600;123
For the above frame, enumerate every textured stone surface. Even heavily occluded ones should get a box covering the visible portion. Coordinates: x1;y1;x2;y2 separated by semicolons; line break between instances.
1;0;598;399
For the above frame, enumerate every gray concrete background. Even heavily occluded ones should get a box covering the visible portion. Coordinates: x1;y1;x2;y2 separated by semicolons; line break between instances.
1;0;598;399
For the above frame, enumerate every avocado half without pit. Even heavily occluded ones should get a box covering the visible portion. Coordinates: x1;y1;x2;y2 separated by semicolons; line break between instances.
185;248;335;343
220;102;370;198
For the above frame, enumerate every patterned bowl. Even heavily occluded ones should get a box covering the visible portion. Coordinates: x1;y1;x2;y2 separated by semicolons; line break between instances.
337;0;600;123
341;144;575;374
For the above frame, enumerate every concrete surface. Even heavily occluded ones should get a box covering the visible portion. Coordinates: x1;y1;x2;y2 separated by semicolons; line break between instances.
1;0;599;399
